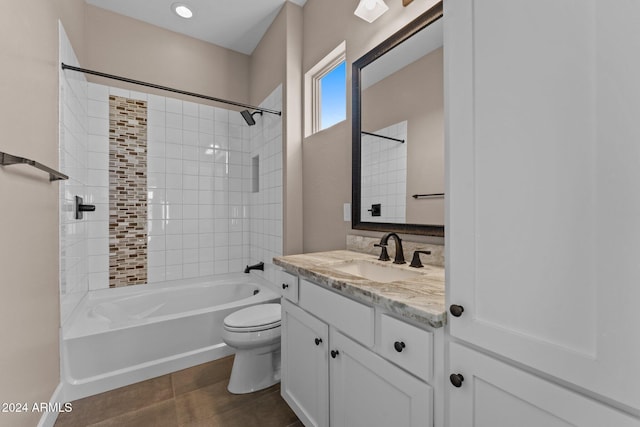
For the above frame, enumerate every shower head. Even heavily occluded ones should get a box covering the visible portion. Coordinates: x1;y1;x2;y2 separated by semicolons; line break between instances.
240;110;263;126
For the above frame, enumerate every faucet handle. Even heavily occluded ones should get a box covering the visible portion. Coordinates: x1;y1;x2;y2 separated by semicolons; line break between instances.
409;250;432;268
374;243;390;261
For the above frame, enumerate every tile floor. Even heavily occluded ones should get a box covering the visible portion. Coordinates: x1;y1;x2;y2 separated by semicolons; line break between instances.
54;356;301;427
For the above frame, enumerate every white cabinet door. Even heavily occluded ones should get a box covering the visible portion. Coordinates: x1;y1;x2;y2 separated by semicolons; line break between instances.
330;329;432;427
449;343;639;426
446;0;640;411
281;300;329;427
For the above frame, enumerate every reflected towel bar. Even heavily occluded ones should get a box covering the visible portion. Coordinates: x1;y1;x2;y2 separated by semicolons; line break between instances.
0;151;68;181
412;193;444;199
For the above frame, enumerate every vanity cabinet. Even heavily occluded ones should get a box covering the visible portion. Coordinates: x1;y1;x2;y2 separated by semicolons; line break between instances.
281;301;328;427
281;278;438;427
330;329;432;427
446;0;640;421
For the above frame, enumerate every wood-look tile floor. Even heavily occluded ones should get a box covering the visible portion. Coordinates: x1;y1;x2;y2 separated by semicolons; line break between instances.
55;356;302;427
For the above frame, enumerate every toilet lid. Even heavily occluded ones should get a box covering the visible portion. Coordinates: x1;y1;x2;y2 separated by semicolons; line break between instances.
224;303;281;329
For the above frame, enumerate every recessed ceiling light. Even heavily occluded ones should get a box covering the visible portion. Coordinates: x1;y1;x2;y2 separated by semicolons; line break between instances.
172;3;193;19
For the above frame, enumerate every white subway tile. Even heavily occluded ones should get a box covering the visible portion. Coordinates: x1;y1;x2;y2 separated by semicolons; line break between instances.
183;101;199;117
88;99;109;118
88;117;109;136
109;86;130;98
89;272;109;290
183;219;199;234
166;219;183;235
166;265;183;281
148;267;166;284
166;97;182;114
167;249;183;266
183;252;199;269
166;112;182;129
183;190;198;204
147;95;165;111
88;83;108;101
183;234;199;249
183;263;199;278
166;235;183;250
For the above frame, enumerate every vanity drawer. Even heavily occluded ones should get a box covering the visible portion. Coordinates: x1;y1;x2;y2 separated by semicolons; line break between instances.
299;279;374;347
279;271;299;303
379;314;433;382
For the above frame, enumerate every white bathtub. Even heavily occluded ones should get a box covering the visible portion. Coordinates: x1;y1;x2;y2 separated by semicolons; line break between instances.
61;274;279;401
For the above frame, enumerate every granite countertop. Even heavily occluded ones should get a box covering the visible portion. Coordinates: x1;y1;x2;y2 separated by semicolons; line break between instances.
273;250;446;328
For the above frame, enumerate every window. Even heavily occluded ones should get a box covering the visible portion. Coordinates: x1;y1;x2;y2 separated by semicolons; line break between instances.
305;42;347;136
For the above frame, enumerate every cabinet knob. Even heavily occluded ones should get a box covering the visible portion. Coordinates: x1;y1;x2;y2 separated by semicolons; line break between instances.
315;338;323;346
331;350;340;359
449;304;464;317
282;283;289;289
394;341;406;352
450;373;464;388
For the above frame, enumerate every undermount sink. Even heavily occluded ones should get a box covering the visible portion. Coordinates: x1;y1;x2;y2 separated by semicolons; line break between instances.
331;260;422;283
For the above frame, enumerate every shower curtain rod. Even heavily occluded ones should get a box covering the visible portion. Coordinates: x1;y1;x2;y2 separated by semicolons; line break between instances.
61;63;282;116
361;131;405;143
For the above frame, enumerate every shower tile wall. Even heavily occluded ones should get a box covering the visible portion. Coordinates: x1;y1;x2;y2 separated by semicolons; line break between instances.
108;96;148;287
361;121;407;224
61;53;283;298
59;22;89;325
86;84;115;291
248;85;283;285
145;95;250;282
82;85;273;288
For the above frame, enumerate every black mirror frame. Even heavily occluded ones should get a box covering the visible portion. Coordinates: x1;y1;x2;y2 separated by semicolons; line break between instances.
351;1;444;237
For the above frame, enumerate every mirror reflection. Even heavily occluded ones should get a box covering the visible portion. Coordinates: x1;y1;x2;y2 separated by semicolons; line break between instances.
354;12;444;233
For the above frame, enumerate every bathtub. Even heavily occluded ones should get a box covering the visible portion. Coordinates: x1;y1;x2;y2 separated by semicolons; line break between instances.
62;274;279;401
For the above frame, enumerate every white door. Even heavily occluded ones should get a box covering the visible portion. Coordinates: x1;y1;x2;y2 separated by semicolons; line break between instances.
446;0;640;411
449;343;639;426
330;329;432;427
281;300;329;427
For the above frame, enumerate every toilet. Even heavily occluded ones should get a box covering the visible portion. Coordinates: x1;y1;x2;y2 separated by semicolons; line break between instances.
222;303;282;394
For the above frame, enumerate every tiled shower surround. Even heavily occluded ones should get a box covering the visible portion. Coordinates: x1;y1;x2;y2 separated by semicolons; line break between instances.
144;93;251;281
59;20;283;322
248;88;284;285
80;85;283;288
108;96;148;287
360;121;407;224
59;23;89;325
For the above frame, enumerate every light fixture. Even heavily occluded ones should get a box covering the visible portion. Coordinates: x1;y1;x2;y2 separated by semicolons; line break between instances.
354;0;389;23
172;3;193;19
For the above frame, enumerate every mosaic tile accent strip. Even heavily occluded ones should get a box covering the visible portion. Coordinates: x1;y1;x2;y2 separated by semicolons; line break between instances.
109;96;148;287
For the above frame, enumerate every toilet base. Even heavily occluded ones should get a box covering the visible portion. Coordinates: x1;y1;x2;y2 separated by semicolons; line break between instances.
227;342;281;394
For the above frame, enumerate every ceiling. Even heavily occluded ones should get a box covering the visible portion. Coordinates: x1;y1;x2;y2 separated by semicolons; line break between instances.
85;0;307;55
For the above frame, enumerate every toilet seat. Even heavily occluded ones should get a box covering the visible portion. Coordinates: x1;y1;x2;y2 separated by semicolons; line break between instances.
224;303;281;333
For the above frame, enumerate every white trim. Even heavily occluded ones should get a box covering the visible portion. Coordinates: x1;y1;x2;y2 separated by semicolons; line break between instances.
36;383;64;427
304;41;347;137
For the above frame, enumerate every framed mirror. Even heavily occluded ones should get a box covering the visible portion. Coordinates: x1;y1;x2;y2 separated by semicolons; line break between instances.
352;2;444;237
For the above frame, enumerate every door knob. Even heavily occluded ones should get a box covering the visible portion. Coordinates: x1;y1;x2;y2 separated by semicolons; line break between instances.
331;350;340;359
315;338;322;346
449;304;464;317
282;283;289;289
394;341;406;352
450;373;464;388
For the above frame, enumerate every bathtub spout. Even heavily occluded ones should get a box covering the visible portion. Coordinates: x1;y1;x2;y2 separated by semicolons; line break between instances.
244;262;264;273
